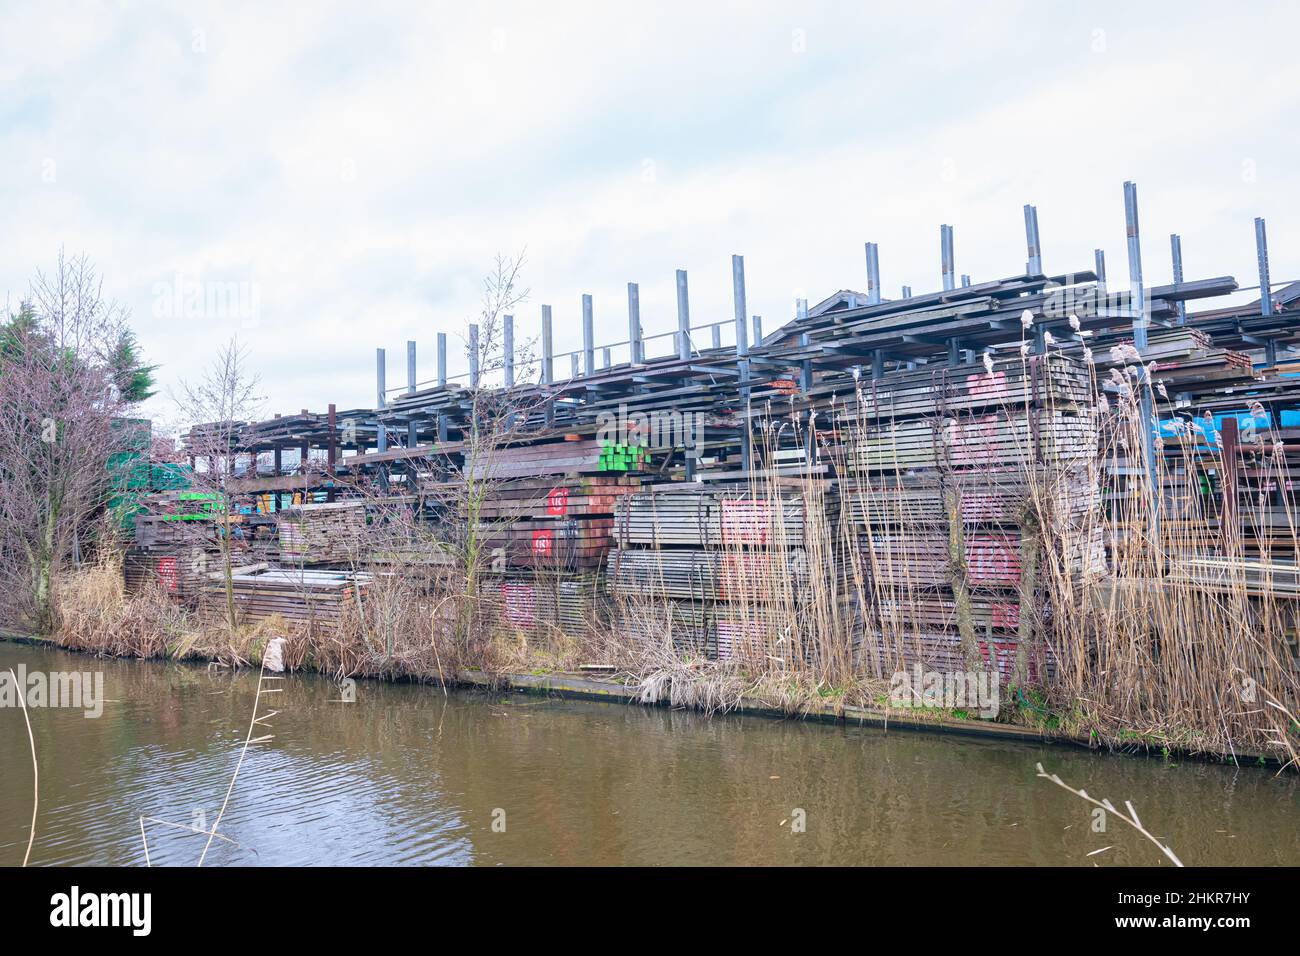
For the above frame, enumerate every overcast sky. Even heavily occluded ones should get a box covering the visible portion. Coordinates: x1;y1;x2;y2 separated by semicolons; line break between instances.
3;1;1298;425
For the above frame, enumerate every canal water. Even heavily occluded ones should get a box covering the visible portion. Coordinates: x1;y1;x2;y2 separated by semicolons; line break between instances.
0;643;1295;866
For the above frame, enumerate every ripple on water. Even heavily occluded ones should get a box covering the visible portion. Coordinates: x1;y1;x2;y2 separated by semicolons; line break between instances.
0;644;1296;866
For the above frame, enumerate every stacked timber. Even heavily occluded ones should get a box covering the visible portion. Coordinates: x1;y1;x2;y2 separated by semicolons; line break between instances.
123;546;215;603
482;570;606;638
473;475;641;636
124;490;226;602
132;490;223;547
473;474;639;573
202;565;371;627
831;355;1091;473
840;355;1101;683
607;486;832;661
278;501;367;564
469;439;607;481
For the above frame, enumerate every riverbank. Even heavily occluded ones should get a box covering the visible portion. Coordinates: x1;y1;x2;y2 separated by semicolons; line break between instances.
3;640;1297;867
4;627;1288;769
15;553;1295;770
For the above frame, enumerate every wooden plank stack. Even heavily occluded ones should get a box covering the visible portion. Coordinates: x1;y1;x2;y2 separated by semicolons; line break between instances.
473;475;640;573
608;486;830;661
468;439;606;481
838;356;1098;681
482;570;606;638
124;546;214;603
278;501;367;564
201;565;371;627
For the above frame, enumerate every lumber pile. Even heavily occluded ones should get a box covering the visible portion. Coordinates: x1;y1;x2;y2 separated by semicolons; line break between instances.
483;570;606;638
608;487;833;661
124;546;214;603
132;491;223;547
469;439;607;480
202;565;371;626
278;501;367;564
837;357;1099;680
474;475;640;573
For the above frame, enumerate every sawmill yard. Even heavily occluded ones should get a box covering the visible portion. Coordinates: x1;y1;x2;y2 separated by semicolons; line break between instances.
6;7;1300;901
51;212;1300;770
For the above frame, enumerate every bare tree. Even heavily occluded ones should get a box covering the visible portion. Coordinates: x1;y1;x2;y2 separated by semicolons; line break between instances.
460;253;532;603
0;251;134;631
173;338;265;629
408;252;557;649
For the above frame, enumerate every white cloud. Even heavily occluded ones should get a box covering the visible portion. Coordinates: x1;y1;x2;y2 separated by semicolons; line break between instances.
1;0;1296;423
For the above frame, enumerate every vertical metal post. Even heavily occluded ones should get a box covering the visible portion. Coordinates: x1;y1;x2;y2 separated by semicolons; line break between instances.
941;224;955;291
1170;235;1187;325
1124;180;1158;534
733;256;749;357
751;315;762;343
435;332;448;442
1258;218;1277;367
1221;416;1239;551
540;305;553;384
1124;181;1148;352
627;283;643;364
503;315;515;387
961;274;971;287
872;349;884;380
797;298;812;392
539;305;554;428
375;348;387;453
502;314;516;432
468;323;480;388
602;347;611;369
901;285;912;299
1094;249;1107;299
327;403;337;501
1256;217;1273;316
1024;204;1042;275
675;269;691;360
865;242;881;305
581;294;594;375
406;340;417;447
797;295;814;464
711;325;721;349
570;353;580;379
732;254;751;472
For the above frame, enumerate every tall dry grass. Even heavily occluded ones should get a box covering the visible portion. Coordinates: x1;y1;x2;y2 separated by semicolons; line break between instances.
43;348;1300;765
596;352;1298;763
55;552;195;659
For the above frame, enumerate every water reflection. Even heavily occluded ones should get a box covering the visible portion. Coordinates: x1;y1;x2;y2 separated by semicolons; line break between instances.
0;644;1295;866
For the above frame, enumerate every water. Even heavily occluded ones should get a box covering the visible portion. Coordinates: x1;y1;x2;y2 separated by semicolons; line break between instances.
0;643;1295;866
